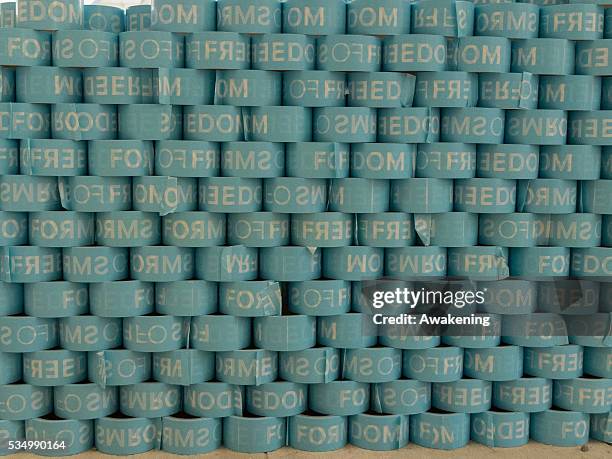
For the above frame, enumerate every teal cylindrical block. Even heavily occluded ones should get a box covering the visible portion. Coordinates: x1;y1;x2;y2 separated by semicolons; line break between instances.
348;413;409;451
539;145;601;179
153;68;214;105
432;379;492;413
151;0;216;33
347;72;414;108
415;212;478;247
348;0;410;35
52;30;117;68
216;0;280;33
531;410;589;446
383;34;447;72
289;415;347;452
119;31;183;68
130;246;193;282
95;212;161;247
23;350;86;386
357;213;415;247
195;245;258;281
391;178;453;213
329;178;389;213
538;280;599;315
580;180;612;214
546;214;602;247
0;420;24;455
584;346;611;378
371;380;431;415
441;107;505;144
540;4;603;40
571;247;612;279
0;139;18;175
223;416;285;453
1;246;62;283
450;36;511;72
352;143;415;179
16;67;81;103
94;417;159;455
283;70;346;107
539;75;601;111
403;347;463;382
132;176;196;215
190;315;251;352
279;347;341;383
503;314;569;347
287;280;350;316
343;347;402;383
0;103;50;140
0;211;27;246
454;178;516;213
414;71;478;108
252;34;314;71
493;377;552;412
263;177;326;213
313;107;375;143
184;382;243;418
478;213;540;247
517;179;576;214
0;316;58;352
119;383;181;418
259;247;321;281
0;385;52;420
476;144;539;179
282;0;346;35
385;246;447;279
216;349;277;385
59;176;131;212
246;381;307;417
185;32;249;69
377;107;440;143
82;68;155;105
161;417;221;455
219;280;281;317
51;103;116;141
0;353;20;384
0;282;23;316
215;70;281;107
448;246;509;280
511;38;575;74
183;105;243;141
29;211;93;247
163;211;226;247
410;412;470;449
291;213;352;247
87;349;151;386
62;246;128;283
0;29;51;66
16;0;83;30
505;109;567;145
575;39;612;76
156;280;217;316
228;212;287;247
54;384;118;420
59;316;121;351
475;3;539;38
590;412;611;443
317;34;381;72
118;104;181;140
246;106;311;142
317;313;378;349
471;411;530;448
25;419;93;456
323;246;384;281
478;72;539;109
20;139;86;176
553;378;611;413
0;3;16;28
510;247;570;280
285;142;349;178
309;381;370;416
199;177;262;213
156;140;218;177
464;346;523;381
412;0;474;37
123;315;189;352
524;345;583;379
84;5;124;33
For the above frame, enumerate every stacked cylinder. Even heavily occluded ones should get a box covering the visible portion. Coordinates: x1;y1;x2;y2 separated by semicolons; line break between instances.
0;0;610;455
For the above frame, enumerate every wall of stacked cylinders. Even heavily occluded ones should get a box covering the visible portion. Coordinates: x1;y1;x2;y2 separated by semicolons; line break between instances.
0;0;610;455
